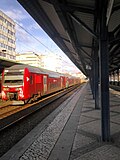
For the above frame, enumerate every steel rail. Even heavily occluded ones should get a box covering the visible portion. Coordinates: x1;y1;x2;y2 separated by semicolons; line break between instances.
0;84;81;131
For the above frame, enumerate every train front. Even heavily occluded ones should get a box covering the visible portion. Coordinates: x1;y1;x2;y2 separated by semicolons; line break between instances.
1;68;24;101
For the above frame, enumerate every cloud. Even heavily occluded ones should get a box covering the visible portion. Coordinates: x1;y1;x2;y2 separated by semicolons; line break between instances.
16;25;36;45
3;9;43;31
3;9;28;22
1;8;54;53
27;23;42;31
15;25;48;53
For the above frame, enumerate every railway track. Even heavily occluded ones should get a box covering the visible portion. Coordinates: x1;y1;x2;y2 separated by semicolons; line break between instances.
0;84;83;157
0;84;81;131
0;90;68;119
0;105;22;119
0;101;12;109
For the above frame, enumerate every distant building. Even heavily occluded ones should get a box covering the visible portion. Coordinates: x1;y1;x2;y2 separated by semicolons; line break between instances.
0;10;16;60
42;53;62;72
16;52;63;72
16;51;43;68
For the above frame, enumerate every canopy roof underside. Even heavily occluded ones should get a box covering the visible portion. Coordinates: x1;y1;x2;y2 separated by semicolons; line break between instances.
18;0;120;76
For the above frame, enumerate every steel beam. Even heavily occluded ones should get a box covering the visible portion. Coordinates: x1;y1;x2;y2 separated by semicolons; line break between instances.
99;0;110;142
69;13;98;38
106;0;114;25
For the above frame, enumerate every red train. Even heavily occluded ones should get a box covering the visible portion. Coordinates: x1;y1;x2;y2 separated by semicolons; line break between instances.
0;74;1;98
1;64;81;103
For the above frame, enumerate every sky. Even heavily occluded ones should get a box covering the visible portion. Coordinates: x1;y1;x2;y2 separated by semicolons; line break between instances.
0;0;81;74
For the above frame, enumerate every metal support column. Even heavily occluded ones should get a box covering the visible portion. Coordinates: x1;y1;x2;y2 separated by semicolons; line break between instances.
117;70;119;86
118;69;120;86
112;72;114;85
89;69;94;97
110;73;112;85
99;0;110;141
113;71;115;85
91;58;95;99
94;47;99;109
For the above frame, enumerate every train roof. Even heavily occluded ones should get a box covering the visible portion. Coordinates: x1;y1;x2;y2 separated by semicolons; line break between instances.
4;64;65;78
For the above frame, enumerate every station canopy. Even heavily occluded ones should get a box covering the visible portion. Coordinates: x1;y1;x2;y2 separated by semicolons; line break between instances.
0;58;19;73
18;0;120;77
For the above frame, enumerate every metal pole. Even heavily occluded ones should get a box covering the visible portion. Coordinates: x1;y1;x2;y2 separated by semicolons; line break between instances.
91;55;95;99
91;66;95;99
99;0;110;141
118;69;120;86
94;47;99;109
89;70;94;97
112;72;114;85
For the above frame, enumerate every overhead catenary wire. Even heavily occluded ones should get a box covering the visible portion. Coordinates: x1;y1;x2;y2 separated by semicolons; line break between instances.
15;21;55;54
15;21;80;70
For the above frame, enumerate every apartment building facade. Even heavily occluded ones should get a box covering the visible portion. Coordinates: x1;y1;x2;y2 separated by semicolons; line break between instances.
16;52;43;68
16;52;63;72
0;10;16;61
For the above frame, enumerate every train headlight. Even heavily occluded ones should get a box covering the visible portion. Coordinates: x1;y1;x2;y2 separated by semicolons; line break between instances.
19;89;24;98
15;88;20;91
3;88;9;91
2;91;6;98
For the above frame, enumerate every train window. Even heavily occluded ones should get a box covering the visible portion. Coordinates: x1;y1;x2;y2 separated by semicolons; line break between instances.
43;76;47;84
3;72;23;85
30;75;33;84
4;71;24;76
4;80;23;84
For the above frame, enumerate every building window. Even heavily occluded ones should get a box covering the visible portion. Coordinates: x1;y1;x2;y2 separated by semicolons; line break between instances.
0;15;4;21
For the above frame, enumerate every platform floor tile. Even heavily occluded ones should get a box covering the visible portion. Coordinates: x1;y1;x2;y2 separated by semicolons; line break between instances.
73;145;120;160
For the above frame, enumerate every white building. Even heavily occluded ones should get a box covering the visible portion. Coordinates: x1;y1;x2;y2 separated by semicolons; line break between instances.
42;53;63;72
16;52;63;72
0;10;16;60
16;52;42;68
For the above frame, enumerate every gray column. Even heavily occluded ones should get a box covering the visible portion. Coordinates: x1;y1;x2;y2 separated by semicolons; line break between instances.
113;71;115;85
89;69;94;98
94;48;99;109
118;69;120;86
99;0;110;141
91;60;95;99
117;70;119;86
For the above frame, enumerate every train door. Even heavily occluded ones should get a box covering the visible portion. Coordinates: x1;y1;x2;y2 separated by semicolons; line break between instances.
61;77;63;89
43;75;47;93
30;74;34;96
66;77;69;88
35;74;41;94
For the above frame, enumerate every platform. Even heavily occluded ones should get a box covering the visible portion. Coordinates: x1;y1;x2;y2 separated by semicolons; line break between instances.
1;82;120;160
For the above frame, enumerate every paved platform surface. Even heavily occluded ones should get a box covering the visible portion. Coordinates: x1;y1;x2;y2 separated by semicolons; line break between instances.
1;83;120;160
